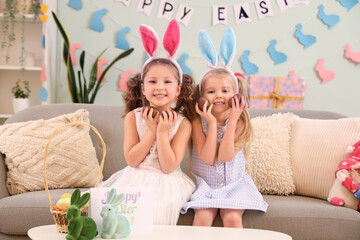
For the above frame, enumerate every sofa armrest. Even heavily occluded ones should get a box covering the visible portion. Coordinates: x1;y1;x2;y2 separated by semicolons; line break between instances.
0;153;10;199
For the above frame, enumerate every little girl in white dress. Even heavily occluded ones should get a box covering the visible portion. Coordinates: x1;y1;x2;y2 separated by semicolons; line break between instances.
100;108;194;224
98;20;195;225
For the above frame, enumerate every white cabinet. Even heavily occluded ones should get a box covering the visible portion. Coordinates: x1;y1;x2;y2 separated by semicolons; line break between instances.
0;1;45;117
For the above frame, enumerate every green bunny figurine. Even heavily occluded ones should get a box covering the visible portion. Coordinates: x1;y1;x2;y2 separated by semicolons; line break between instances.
65;189;98;240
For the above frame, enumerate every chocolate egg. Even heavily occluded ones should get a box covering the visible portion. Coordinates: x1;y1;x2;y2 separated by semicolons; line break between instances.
228;93;242;107
146;106;159;118
198;97;207;111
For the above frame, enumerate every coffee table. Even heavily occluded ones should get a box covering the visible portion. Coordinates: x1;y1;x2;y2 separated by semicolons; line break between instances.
28;224;292;239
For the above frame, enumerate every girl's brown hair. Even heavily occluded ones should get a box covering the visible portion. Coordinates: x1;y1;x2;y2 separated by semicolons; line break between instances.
122;58;195;120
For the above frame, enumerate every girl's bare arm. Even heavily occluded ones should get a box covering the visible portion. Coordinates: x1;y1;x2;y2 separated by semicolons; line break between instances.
123;111;157;168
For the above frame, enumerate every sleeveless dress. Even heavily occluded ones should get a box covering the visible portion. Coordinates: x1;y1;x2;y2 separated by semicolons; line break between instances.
182;118;268;213
99;107;195;225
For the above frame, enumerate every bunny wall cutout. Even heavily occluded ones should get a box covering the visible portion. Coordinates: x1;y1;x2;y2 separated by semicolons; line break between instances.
198;27;239;93
100;188;131;239
139;19;183;83
65;189;98;240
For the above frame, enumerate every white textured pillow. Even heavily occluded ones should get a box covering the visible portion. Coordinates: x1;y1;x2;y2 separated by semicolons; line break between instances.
290;116;360;200
0;109;101;195
246;113;296;195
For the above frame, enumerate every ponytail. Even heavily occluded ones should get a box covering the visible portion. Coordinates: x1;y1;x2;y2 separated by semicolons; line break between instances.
122;73;148;117
234;76;253;150
174;74;196;121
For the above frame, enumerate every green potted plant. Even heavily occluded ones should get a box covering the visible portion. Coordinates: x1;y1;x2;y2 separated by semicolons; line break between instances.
1;0;41;63
12;79;31;113
52;12;134;103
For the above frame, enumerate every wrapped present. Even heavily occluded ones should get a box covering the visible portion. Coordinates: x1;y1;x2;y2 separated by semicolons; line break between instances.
248;76;305;109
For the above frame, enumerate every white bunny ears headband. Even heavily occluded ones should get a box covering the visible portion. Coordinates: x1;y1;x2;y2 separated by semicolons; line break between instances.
198;27;239;93
139;19;183;83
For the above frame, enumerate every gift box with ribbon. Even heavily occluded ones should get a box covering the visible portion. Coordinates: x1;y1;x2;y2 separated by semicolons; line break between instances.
248;76;305;109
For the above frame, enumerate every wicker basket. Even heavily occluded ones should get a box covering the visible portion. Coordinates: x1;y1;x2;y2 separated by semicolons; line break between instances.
43;121;106;233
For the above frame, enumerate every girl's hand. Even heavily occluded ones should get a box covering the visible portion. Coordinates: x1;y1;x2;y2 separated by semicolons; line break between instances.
195;100;217;126
157;110;178;133
228;95;247;125
141;107;159;133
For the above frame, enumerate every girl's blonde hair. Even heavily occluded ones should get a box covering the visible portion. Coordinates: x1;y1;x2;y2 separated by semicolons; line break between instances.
196;68;253;151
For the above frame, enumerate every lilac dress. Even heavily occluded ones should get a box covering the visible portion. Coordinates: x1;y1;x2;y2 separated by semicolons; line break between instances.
182;118;268;213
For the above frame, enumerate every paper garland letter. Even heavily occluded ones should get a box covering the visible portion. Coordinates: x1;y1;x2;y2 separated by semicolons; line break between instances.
234;3;251;24
294;0;309;5
137;0;153;16
255;0;274;20
213;6;228;25
116;0;131;7
175;4;193;26
276;0;295;13
157;0;175;20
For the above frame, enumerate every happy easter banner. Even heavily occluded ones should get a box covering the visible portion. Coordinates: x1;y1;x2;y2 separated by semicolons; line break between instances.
89;187;153;234
123;0;311;26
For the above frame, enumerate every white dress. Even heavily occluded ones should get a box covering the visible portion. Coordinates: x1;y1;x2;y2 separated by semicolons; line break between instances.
99;107;195;225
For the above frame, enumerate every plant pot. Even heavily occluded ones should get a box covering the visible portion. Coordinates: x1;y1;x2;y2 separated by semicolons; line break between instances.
12;98;29;113
16;0;33;14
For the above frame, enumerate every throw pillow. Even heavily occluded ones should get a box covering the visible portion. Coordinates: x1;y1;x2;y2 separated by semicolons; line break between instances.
0;109;101;195
245;113;296;195
290;116;360;200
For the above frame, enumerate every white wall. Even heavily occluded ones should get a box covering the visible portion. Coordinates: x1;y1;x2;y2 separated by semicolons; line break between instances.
53;0;360;117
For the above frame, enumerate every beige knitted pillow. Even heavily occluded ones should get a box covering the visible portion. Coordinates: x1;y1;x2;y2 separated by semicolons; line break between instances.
0;109;101;195
290;116;360;200
245;113;296;195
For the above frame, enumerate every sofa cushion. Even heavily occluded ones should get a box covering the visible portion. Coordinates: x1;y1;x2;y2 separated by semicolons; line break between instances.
245;113;295;195
0;110;101;195
290;116;360;200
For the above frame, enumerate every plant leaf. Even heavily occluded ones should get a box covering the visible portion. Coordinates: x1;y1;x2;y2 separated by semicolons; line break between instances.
83;80;88;103
87;49;106;96
79;50;88;102
77;71;83;103
52;11;78;103
90;48;134;103
79;50;85;73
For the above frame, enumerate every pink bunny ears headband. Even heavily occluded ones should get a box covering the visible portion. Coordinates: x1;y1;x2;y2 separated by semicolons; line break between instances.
139;19;183;83
198;27;239;93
